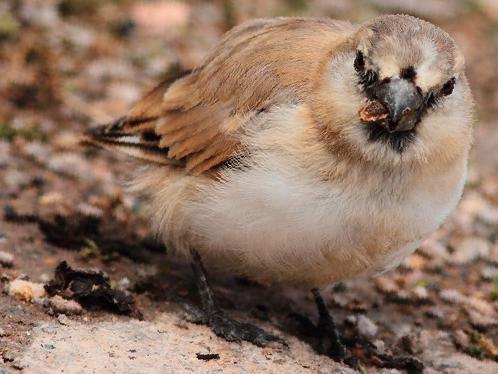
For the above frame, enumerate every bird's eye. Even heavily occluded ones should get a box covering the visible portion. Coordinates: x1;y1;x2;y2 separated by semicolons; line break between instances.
359;69;378;87
354;50;365;72
441;77;456;96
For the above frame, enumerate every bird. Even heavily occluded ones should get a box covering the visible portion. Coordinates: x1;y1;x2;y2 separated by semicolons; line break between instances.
82;14;474;360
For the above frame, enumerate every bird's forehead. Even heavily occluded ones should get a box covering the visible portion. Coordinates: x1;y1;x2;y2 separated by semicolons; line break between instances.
366;35;451;91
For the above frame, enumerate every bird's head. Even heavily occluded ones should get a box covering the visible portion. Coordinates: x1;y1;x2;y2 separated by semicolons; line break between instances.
314;14;473;167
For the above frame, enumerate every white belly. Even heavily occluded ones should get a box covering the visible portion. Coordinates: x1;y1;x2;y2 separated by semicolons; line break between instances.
188;157;466;285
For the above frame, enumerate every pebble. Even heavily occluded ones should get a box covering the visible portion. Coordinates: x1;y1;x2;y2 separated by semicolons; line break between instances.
478;206;498;227
468;310;498;328
481;266;498;280
412;286;429;300
356;315;378;337
0;251;14;268
440;289;466;304
0;327;5;337
7;279;46;302
375;276;399;294
425;306;445;320
372;339;386;354
117;277;131;290
453;330;470;349
57;314;70;326
451;237;490;264
48;295;83;315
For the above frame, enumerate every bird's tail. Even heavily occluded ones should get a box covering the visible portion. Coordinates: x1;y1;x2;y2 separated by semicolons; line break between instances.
80;65;189;165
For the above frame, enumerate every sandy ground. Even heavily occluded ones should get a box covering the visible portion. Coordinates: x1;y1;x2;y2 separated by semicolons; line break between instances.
1;1;498;373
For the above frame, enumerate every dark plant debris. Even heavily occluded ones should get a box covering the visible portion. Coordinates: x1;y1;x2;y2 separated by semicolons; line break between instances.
45;261;143;319
196;352;220;361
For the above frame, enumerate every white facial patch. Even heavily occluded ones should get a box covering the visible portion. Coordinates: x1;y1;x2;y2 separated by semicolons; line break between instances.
416;39;444;91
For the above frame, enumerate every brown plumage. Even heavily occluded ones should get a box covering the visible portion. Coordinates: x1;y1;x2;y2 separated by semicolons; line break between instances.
83;17;356;174
82;15;473;353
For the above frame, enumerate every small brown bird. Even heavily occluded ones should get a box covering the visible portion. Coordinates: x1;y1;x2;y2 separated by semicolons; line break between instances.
83;15;473;359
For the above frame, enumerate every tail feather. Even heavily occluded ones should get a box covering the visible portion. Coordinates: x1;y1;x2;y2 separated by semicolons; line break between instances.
81;117;178;165
81;65;190;166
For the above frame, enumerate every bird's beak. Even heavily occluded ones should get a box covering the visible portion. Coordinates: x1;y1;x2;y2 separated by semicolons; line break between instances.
374;79;423;132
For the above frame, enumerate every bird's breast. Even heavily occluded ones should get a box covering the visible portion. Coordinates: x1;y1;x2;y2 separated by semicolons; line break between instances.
188;148;466;285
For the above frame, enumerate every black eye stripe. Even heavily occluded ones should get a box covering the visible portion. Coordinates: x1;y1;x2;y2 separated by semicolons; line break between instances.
424;77;456;108
354;50;365;72
441;77;456;96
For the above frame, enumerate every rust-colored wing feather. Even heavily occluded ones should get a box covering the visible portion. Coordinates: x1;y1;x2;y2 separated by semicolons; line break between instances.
83;17;355;175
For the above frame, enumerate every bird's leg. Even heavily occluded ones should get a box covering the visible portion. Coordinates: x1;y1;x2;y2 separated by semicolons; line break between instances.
311;288;348;360
188;249;284;347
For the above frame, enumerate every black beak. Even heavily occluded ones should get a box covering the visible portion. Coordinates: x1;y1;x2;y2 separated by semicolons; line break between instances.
373;79;423;133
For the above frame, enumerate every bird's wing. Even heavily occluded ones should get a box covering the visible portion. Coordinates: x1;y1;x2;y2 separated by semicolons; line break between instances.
83;17;355;175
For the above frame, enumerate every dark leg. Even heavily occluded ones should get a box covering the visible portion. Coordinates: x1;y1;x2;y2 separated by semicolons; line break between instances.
311;288;348;360
188;249;284;347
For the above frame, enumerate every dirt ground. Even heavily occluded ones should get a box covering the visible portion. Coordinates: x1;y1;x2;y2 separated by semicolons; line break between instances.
1;1;497;373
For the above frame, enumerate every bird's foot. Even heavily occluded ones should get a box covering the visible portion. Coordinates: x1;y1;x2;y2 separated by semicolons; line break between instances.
311;289;355;364
183;303;285;347
187;249;285;348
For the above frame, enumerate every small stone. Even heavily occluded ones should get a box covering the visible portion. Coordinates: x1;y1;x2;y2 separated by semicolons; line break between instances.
7;279;46;302
403;254;426;270
0;327;5;337
465;297;495;316
481;266;498;280
453;330;470;349
468;310;498;328
425;306;445;320
440;289;466;304
372;339;386;354
0;250;14;268
419;238;449;260
489;244;498;264
345;315;357;325
117;277;131;290
356;315;378;337
375;276;399;294
57;314;70;326
477;206;498;227
451;238;490;264
48;295;83;315
412;286;429;300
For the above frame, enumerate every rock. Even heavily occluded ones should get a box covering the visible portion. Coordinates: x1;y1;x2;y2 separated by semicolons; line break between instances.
18;314;355;373
57;314;70;326
419;238;449;260
48;295;83;315
453;330;470;349
372;339;386;354
117;277;131;290
412;286;429;300
0;250;14;268
477;206;498;227
465;297;495;316
7;279;46;302
425;306;445;320
0;327;5;337
468;310;498;328
356;315;378;337
451;237;490;264
375;276;399;294
481;266;498;280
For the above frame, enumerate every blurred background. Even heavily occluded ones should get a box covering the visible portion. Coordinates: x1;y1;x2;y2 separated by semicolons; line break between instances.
1;0;498;370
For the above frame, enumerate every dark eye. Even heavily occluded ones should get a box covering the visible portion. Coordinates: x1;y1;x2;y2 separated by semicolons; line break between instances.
359;69;378;87
441;77;456;96
354;50;365;72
